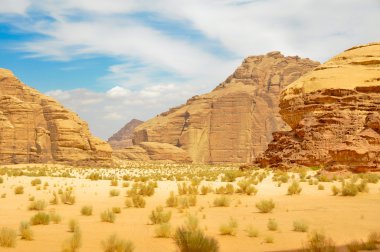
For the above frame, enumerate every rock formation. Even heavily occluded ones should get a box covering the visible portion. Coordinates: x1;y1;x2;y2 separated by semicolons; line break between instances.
113;142;191;163
257;42;380;171
108;119;143;149
0;68;112;166
130;52;319;163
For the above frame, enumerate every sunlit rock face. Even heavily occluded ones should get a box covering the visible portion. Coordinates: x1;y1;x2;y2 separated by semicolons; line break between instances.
258;42;380;172
0;68;112;166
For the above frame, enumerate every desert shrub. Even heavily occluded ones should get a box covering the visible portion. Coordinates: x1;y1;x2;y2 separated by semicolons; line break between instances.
357;180;369;193
348;232;380;251
50;191;59;205
264;235;274;243
62;227;82;252
50;212;62;224
122;182;129;188
101;234;134;252
30;212;50;225
255;199;275;213
14;185;24;194
131;195;146;208
293;220;309;232
267;219;278;231
174;226;219;252
0;177;3;183
219;218;238;236
100;209;116;223
125;198;133;208
28;199;47;211
68;219;79;232
331;185;340;196
19;221;33;240
185;214;199;232
225;184;234;194
342;182;358;196
222;171;240;182
112;207;121;214
127;182;155;197
303;231;336;252
166;191;178;207
360;173;379;184
273;171;289;183
213;196;231;207
61;190;76;205
189;195;197;207
318;184;325;190
87;172;101;180
81;205;93;216
109;189;120;197
155;223;172;238
246;225;259;238
288;181;302;195
178;196;190;210
200;185;212;195
110;179;118;186
237;179;258;195
31;178;42;186
149;206;172;224
0;227;17;247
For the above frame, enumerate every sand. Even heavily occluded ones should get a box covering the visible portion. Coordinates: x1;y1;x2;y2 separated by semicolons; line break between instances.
0;164;379;252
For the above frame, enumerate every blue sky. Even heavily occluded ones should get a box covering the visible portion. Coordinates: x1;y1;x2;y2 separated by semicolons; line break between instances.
0;0;379;139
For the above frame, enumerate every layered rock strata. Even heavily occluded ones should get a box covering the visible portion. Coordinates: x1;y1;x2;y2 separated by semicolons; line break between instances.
130;52;319;163
0;68;112;166
257;42;380;171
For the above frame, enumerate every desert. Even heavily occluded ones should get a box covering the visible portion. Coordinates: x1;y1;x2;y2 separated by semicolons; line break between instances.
0;1;380;252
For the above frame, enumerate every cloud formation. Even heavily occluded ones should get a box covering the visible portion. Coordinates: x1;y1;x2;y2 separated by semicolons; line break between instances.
0;0;379;139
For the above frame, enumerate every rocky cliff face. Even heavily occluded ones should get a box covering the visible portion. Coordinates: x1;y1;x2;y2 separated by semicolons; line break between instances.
108;119;143;149
258;42;380;171
0;68;112;166
132;52;319;163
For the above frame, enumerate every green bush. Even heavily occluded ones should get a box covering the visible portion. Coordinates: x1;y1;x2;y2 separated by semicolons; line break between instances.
166;191;178;207
0;227;17;247
174;227;219;252
19;221;33;240
30;212;50;225
28;199;47;211
131;195;146;208
255;199;275;213
81;205;93;216
213;196;231;207
303;231;336;252
246;225;259;238
109;189;120;197
287;181;302;195
14;185;24;194
62;227;82;252
100;209;116;223
101;234;134;252
61;190;76;205
293;220;308;232
155;223;172;238
342;182;358;196
267;219;278;231
219;218;238;236
331;185;340;196
68;219;79;232
31;178;42;186
149;206;171;224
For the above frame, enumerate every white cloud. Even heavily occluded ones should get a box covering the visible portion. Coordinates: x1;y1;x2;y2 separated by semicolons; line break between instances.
0;0;30;15
1;0;380;139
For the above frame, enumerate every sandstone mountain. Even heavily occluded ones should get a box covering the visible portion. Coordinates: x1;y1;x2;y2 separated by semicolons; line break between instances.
126;52;319;163
0;68;112;166
108;119;143;149
258;42;380;171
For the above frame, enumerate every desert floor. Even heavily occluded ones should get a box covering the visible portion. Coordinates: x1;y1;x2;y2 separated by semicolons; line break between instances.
0;163;379;252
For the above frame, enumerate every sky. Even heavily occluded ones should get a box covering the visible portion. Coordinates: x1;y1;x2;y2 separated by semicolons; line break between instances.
0;0;379;140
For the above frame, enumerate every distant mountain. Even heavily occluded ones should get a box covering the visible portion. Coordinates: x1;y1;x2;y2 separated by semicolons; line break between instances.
0;68;112;166
108;119;143;149
128;52;319;163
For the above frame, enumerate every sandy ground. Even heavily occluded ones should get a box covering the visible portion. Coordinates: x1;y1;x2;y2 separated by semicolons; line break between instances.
0;165;379;252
